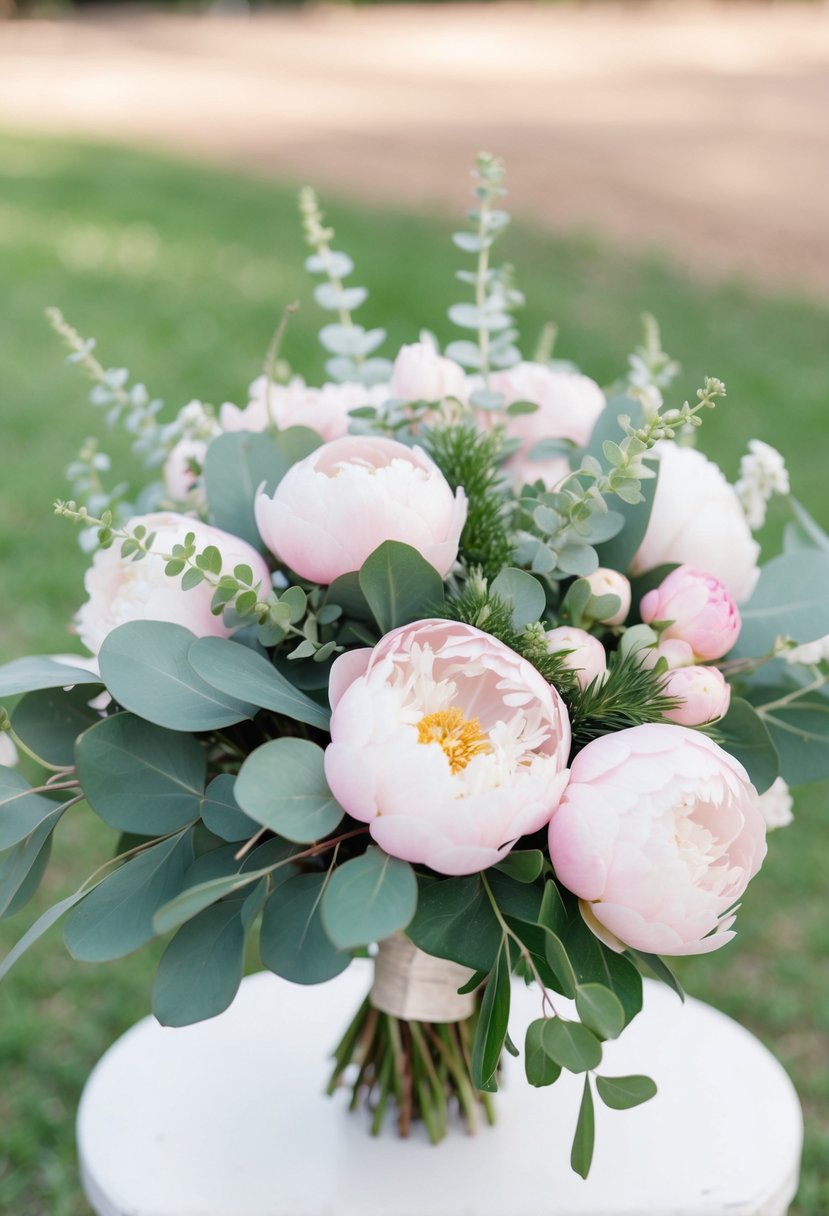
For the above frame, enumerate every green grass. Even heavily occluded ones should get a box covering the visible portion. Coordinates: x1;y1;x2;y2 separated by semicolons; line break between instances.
0;131;827;1213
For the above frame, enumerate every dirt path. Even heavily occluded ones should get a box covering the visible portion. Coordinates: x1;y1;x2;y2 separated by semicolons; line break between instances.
3;3;829;294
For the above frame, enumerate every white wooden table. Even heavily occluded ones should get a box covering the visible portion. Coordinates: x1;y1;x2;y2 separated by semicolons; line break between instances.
77;965;802;1216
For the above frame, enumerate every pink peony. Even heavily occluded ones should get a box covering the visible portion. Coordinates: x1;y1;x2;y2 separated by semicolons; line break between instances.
75;512;272;656
390;341;468;404
662;665;731;726
545;626;607;690
584;568;631;626
324;619;571;875
642;638;696;671
220;375;390;443
255;436;467;584
163;437;208;503
640;565;741;661
630;443;760;603
549;723;766;955
490;362;605;489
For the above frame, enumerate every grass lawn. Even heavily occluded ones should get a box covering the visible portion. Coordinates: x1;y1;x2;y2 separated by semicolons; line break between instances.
0;131;827;1213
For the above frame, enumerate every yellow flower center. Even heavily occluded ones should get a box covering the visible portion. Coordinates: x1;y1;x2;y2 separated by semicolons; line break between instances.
416;706;492;774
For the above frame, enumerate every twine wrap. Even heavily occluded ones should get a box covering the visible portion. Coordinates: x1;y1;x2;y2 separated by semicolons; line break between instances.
371;934;477;1023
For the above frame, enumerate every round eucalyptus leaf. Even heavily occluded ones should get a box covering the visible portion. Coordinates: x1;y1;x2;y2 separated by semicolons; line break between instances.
76;713;206;836
12;684;102;768
575;983;626;1041
541;1017;603;1073
0;769;61;851
320;846;417;949
201;774;259;843
235;738;343;844
152;901;246;1027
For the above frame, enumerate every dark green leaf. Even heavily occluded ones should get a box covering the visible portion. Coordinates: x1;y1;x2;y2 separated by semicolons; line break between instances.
11;685;101;768
234;738;343;843
570;1076;595;1180
0;655;101;699
201;774;259;842
565;908;644;1024
75;713;205;835
407;876;501;972
320;846;417;949
627;948;685;1002
99;622;256;731
358;541;445;634
596;1073;658;1110
471;941;511;1090
152;900;246;1026
541;1018;602;1073
493;849;544;884
188;637;330;731
326;572;375;623
524;1019;562;1088
0;806;64;918
259;872;350;985
504;915;577;998
65;831;194;961
575;983;626;1040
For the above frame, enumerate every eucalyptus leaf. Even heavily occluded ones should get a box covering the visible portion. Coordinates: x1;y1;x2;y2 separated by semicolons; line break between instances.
0;888;93;982
717;698;779;793
570;1076;596;1180
0;806;65;918
0;655;101;699
65;831;194;961
189;637;330;731
504;915;577;999
358;541;445;634
259;872;350;985
0;769;62;851
524;1019;562;1087
152;900;246;1026
99;622;256;731
12;685;102;768
234;738;343;844
575;983;626;1041
320;846;417;950
565;908;644;1024
596;1073;658;1110
736;551;829;656
490;568;546;629
541;1018;602;1073
201;774;259;842
76;713;205;835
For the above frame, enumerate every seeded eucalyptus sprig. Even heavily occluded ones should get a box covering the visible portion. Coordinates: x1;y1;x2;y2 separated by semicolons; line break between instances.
299;188;391;387
53;501;340;662
446;153;523;391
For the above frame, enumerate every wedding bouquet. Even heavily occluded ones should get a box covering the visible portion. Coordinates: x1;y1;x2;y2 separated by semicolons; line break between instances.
2;155;827;1177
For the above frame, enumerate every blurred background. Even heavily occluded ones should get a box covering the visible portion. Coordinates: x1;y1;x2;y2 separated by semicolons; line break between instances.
1;2;828;1212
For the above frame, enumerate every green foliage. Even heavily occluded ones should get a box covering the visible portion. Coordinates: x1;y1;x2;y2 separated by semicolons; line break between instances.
99;621;256;731
568;645;679;754
320;846;417;950
11;685;100;769
539;1017;603;1073
715;697;779;793
152;899;247;1027
234;738;343;843
188;637;331;731
595;1073;658;1110
0;772;62;852
735;551;829;657
524;1019;562;1087
358;541;445;634
76;713;206;835
200;773;259;843
259;872;351;985
471;939;511;1091
570;1076;596;1180
424;423;514;578
0;656;101;698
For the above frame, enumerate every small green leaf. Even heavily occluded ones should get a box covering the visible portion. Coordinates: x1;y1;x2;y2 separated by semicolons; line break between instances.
570;1076;595;1180
489;568;546;629
541;1018;602;1073
596;1073;658;1110
200;774;259;843
575;983;626;1041
152;900;246;1026
234;739;343;844
525;1019;562;1088
493;849;544;884
471;941;511;1090
320;846;417;949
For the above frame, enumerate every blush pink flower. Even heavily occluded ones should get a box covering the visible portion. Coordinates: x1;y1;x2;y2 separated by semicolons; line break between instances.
549;723;766;955
220;375;390;442
255;436;467;584
545;626;607;690
163;436;209;503
390;341;468;404
489;362;605;489
324;620;572;875
662;665;732;726
75;512;272;656
640;565;741;661
630;443;760;603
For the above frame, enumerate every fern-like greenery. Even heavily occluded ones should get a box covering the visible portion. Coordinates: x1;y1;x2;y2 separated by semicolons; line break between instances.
568;648;680;754
425;423;514;579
